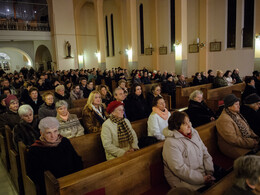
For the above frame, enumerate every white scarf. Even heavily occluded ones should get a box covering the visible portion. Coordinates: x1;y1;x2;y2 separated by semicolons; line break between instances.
91;104;106;120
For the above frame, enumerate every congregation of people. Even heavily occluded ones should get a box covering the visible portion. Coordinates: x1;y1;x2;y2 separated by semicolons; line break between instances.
1;65;260;195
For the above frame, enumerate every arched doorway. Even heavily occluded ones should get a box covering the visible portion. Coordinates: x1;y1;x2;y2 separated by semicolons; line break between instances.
35;45;52;71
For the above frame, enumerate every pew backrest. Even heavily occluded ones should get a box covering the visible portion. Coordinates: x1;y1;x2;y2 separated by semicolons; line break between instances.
71;98;88;108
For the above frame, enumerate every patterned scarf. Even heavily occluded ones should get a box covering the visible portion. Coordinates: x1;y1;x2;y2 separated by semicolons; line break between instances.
225;108;251;138
110;114;133;148
32;134;63;147
152;107;169;120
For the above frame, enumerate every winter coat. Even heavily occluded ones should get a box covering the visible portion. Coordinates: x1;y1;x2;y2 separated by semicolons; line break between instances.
162;127;214;190
54;92;71;109
38;103;57;120
70;89;84;101
147;111;171;140
82;105;108;133
56;113;84;138
241;85;257;102
192;77;203;86
24;97;44;115
0;109;20;136
216;109;259;159
186;100;216;128
101;118;139;160
240;105;260;136
176;80;190;88
213;77;228;88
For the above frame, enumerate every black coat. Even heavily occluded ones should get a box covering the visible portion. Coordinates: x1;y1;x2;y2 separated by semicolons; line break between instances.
162;81;176;108
125;94;149;122
38;103;57;120
242;85;257;102
27;137;83;195
240;105;260;136
0;109;20;136
24;97;44;115
13;118;40;151
207;75;215;83
192;77;203;86
186;100;216;128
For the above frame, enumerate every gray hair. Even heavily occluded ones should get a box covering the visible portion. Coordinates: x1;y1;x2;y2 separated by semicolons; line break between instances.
55;84;65;92
113;87;124;97
55;100;68;109
18;104;34;117
234;155;260;190
38;117;60;133
189;90;203;101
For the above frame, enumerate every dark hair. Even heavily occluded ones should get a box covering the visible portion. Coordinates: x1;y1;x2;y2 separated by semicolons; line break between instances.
2;87;11;94
87;80;93;85
29;87;38;95
130;83;142;95
223;70;232;77
79;77;87;82
245;76;254;84
207;69;213;74
152;96;164;107
151;84;160;93
195;72;200;77
168;111;188;131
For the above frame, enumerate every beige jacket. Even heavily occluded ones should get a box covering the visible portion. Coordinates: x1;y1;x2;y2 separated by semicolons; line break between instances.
216;109;259;159
162;127;214;191
101;118;139;160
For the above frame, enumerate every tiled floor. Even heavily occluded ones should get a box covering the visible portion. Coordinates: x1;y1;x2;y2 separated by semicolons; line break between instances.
0;160;18;195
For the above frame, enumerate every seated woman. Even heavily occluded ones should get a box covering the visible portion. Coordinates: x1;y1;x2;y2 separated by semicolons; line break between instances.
101;101;139;160
192;72;203;86
98;85;113;106
125;83;149;122
240;93;260;136
27;117;83;195
146;84;162;112
82;91;108;133
186;90;216;128
0;95;20;136
224;155;260;195
216;94;259;159
38;91;57;120
54;85;71;108
13;105;40;151
70;84;84;100
223;70;235;86
147;96;171;140
56;100;84;138
118;79;128;95
162;111;215;191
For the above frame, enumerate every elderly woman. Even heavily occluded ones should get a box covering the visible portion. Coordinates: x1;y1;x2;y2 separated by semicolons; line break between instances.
216;94;259;159
56;100;84;138
186;90;216;127
27;117;83;195
147;96;171;140
213;70;228;88
98;85;113;106
54;85;71;108
224;155;260;195
38;91;57;120
146;84;162;112
82;91;108;133
125;83;149;122
13;105;39;151
0;95;20;136
70;84;84;100
118;79;128;95
162;111;215;190
101;101;139;160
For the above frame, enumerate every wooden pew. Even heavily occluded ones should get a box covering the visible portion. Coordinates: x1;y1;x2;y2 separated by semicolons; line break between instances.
19;118;149;195
0;132;10;170
201;83;245;112
71;98;88;108
68;107;82;119
44;121;234;195
176;83;213;108
5;125;23;194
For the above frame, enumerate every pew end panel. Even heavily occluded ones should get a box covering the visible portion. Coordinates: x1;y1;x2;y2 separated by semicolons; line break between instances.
18;141;38;195
45;171;60;195
0;132;10;170
131;118;148;139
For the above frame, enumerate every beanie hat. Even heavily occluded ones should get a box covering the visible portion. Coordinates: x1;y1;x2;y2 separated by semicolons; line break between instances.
5;95;18;107
224;94;239;108
106;101;124;114
244;93;260;104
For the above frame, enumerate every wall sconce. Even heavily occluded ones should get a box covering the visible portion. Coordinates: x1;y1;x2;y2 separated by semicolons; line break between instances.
196;38;206;48
78;55;84;68
125;48;132;62
94;51;101;63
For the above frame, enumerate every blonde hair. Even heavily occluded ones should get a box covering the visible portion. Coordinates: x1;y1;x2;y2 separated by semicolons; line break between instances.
97;85;112;98
216;70;223;77
189;90;203;101
55;85;65;92
85;90;101;110
42;91;54;101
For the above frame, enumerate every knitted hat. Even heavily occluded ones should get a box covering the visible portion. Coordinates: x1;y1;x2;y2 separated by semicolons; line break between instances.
5;95;18;107
244;93;260;104
224;94;239;108
106;101;124;114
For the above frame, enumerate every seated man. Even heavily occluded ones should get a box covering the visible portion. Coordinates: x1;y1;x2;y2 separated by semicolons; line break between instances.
240;93;260;136
176;74;190;88
216;94;259;159
224;155;260;195
242;76;257;102
24;87;44;115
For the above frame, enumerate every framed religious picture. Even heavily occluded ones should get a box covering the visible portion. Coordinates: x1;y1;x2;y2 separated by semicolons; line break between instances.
145;48;153;55
159;46;167;55
189;44;199;53
210;42;221;52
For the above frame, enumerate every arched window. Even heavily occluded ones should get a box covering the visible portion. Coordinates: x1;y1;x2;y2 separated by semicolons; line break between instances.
0;53;11;71
139;4;144;54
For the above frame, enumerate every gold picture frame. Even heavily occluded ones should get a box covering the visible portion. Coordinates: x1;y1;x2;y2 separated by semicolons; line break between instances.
210;42;221;52
159;46;167;55
189;44;199;53
145;48;153;55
